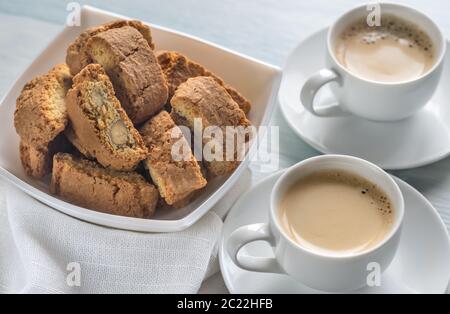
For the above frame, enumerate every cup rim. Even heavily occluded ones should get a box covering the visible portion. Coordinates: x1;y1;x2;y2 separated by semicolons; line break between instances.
270;155;405;260
326;2;446;86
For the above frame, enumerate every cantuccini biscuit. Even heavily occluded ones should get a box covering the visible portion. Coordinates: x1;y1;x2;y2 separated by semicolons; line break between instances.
15;64;72;148
14;64;72;178
157;50;251;114
140;111;207;205
14;19;256;216
86;26;168;123
50;153;158;218
66;20;154;76
171;76;251;177
65;64;148;171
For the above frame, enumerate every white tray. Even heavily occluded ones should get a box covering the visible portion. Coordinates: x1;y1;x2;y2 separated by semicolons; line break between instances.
0;6;281;232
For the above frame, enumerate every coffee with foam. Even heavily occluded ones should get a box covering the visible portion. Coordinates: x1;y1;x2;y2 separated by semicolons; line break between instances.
335;15;435;83
278;170;395;256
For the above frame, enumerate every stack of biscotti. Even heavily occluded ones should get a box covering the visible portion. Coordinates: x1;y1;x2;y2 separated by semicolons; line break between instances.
14;61;158;218
14;19;253;219
157;52;254;177
59;64;159;217
14;64;73;178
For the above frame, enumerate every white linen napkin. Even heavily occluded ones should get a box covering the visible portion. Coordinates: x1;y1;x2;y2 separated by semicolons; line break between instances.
0;176;230;294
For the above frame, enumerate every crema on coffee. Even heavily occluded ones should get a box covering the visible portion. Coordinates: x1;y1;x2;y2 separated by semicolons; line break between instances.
278;170;395;256
334;15;435;82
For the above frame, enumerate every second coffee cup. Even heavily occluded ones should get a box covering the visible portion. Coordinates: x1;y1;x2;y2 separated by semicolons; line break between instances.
300;2;446;121
226;155;404;292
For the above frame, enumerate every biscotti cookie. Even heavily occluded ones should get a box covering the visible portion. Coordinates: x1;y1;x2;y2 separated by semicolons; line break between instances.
140;111;207;205
157;50;251;114
66;20;154;76
65;64;148;171
171;76;252;177
50;153;158;218
86;26;168;123
14;64;72;148
15;64;72;178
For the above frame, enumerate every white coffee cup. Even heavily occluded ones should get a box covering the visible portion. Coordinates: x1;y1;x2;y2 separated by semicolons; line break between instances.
300;3;446;121
226;155;404;292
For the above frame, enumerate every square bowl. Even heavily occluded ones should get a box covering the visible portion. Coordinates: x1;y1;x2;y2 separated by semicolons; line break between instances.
0;6;281;232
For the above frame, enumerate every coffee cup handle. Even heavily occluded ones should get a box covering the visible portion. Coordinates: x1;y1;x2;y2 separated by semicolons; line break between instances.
226;223;285;274
300;69;349;117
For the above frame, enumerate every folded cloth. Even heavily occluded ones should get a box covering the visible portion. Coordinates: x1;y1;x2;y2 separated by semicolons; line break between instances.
0;178;223;294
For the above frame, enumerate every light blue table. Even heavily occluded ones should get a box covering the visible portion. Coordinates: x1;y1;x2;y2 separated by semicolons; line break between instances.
1;0;450;293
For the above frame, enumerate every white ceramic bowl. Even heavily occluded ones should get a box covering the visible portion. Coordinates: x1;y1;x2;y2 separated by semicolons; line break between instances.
0;6;281;232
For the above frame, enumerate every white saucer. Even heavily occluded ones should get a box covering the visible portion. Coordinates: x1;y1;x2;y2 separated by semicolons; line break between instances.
219;170;450;294
279;28;450;170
